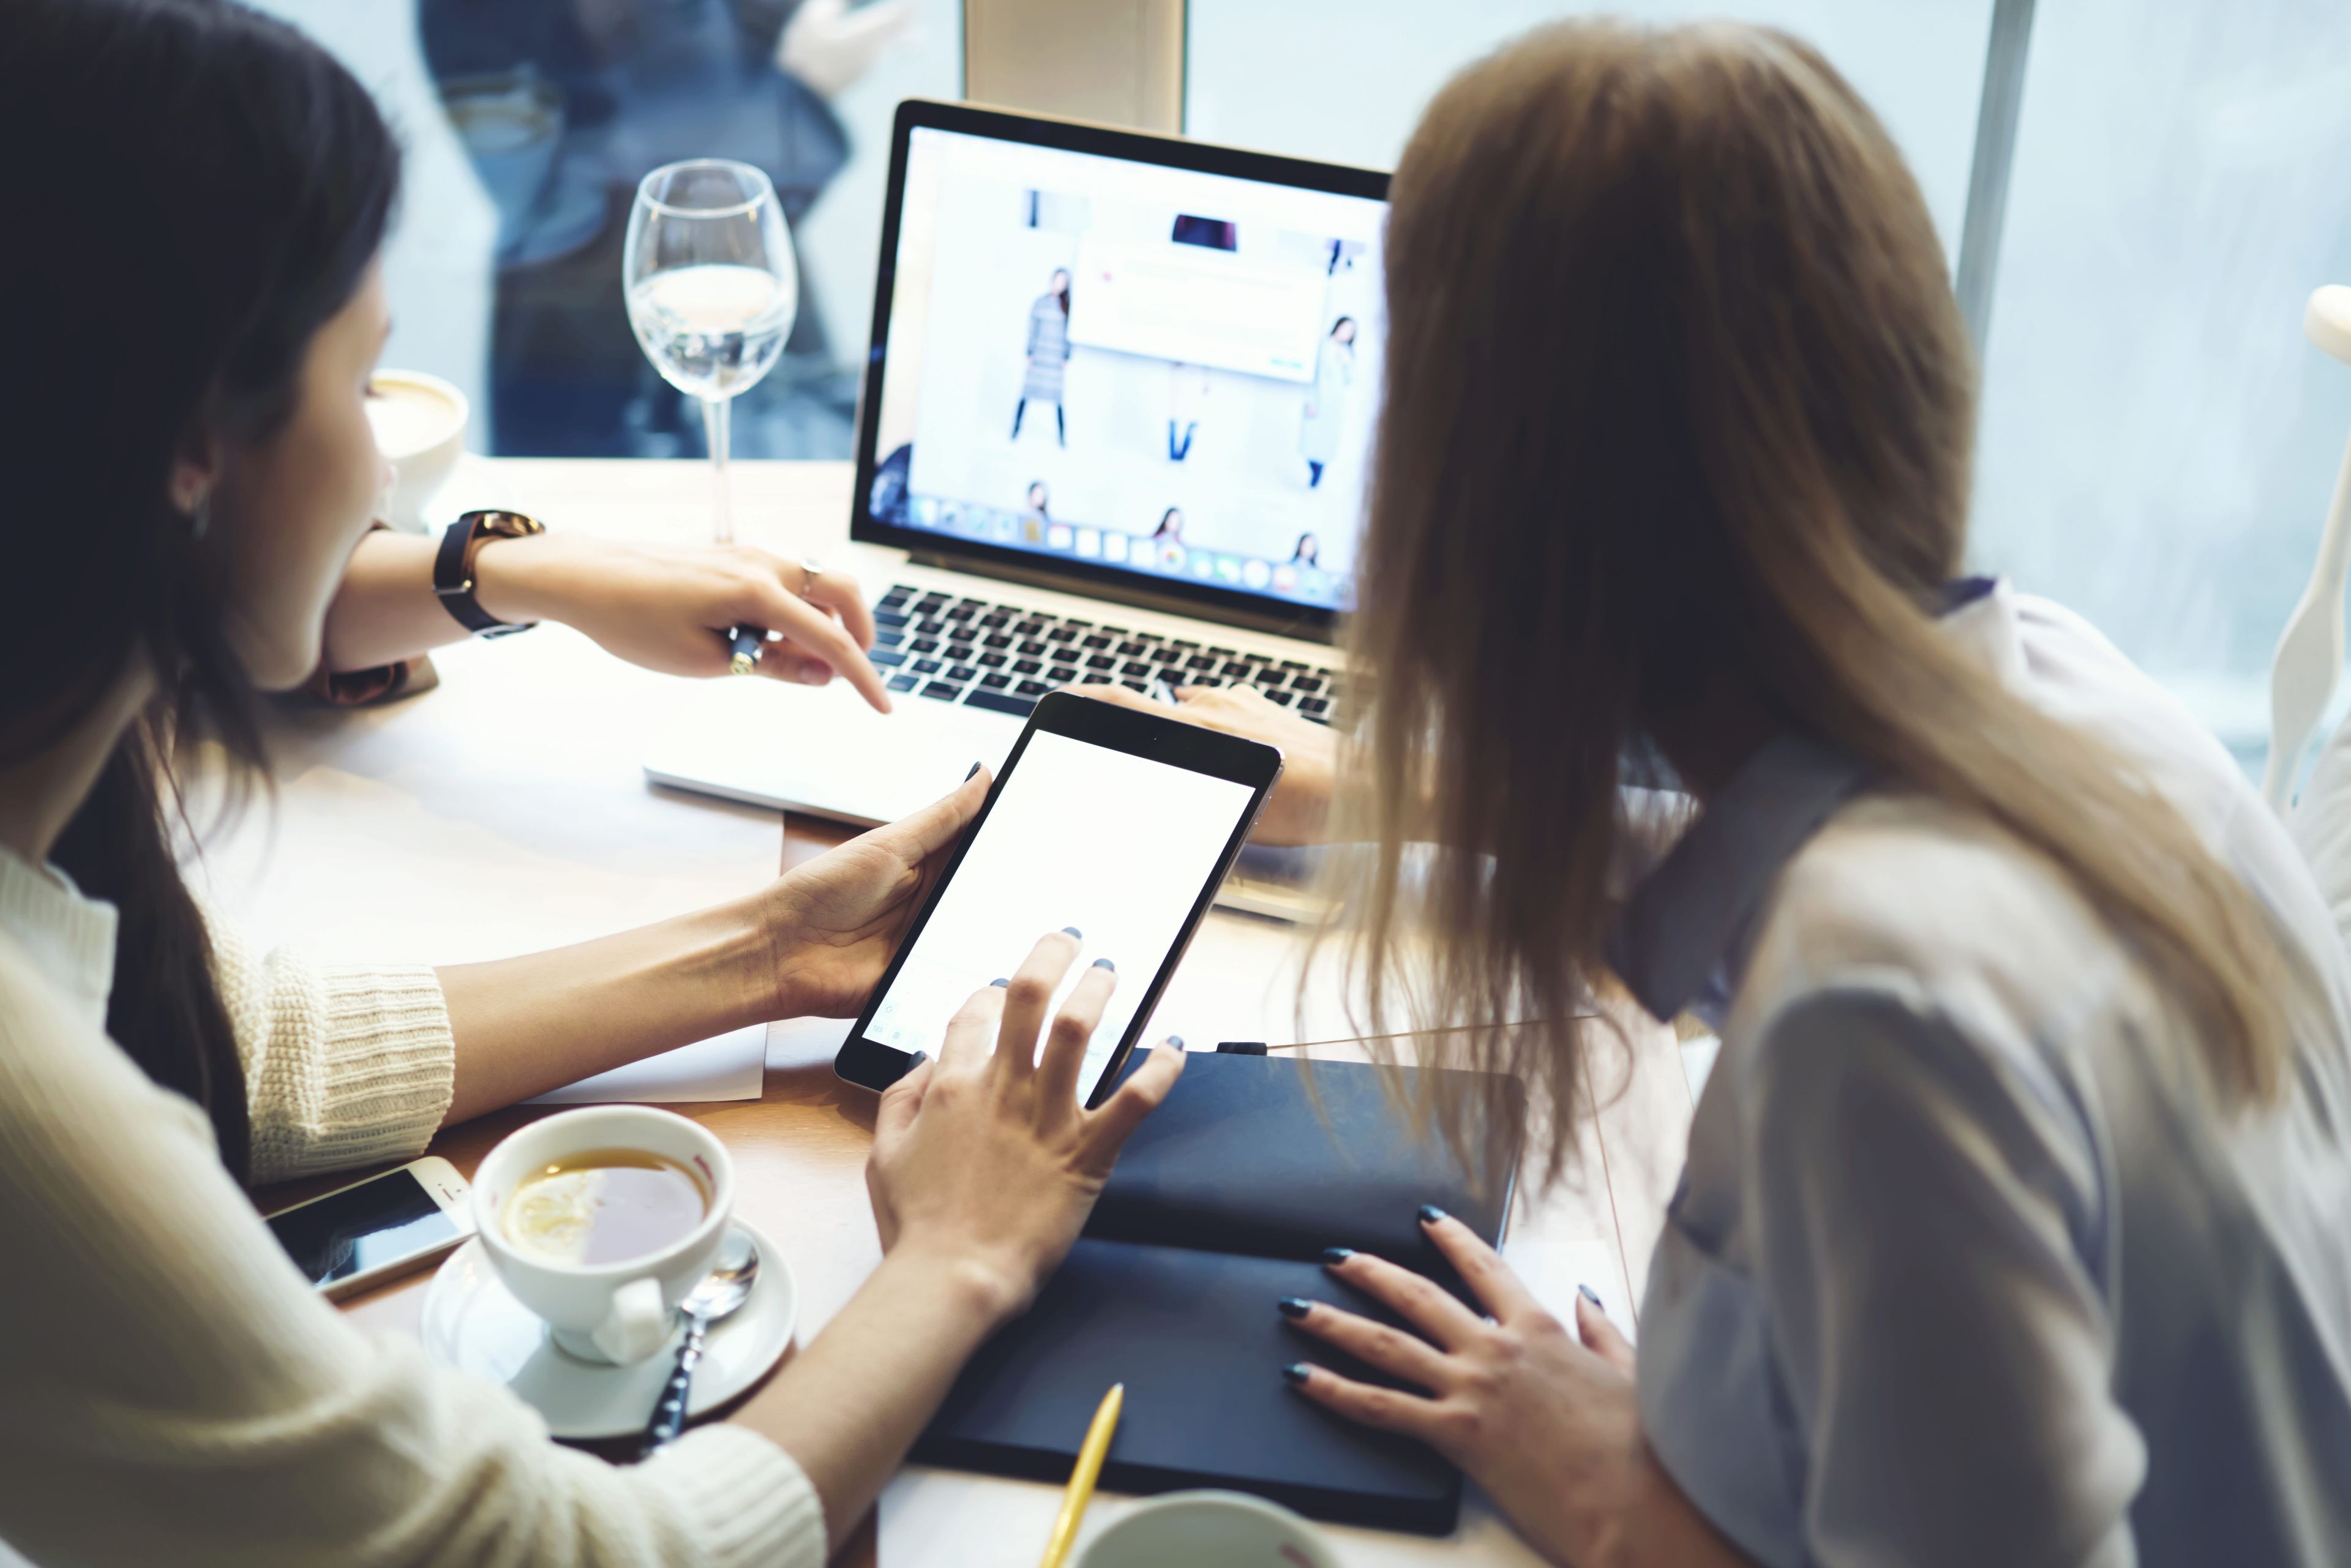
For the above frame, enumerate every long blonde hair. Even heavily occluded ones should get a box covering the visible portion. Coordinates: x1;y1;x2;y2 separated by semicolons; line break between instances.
1328;20;2292;1185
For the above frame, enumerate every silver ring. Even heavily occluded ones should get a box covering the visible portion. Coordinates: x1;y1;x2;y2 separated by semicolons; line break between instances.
798;558;825;591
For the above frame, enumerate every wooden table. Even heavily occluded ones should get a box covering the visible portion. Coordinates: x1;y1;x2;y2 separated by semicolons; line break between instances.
227;457;1697;1566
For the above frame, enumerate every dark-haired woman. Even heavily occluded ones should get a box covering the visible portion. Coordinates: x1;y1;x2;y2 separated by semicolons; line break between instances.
1088;21;2351;1567
0;3;1179;1561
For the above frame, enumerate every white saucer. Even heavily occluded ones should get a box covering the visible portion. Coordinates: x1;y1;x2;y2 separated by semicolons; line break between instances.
421;1218;797;1440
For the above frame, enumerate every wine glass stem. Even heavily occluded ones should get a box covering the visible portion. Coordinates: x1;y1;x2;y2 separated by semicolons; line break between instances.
701;395;733;546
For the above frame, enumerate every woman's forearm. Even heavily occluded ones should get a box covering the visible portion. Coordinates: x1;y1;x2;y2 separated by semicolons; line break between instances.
732;1243;1024;1552
435;894;782;1124
320;531;473;672
319;530;564;672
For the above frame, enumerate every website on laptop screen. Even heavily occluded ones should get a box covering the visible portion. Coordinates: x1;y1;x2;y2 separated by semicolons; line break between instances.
863;126;1387;613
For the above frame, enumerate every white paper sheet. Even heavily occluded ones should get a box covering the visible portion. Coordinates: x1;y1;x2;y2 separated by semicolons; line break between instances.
523;1022;767;1106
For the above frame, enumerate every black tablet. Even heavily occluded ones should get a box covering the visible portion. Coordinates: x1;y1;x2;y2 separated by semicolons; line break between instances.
835;692;1283;1105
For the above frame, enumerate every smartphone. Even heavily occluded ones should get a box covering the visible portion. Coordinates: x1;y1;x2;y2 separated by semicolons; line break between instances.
836;692;1283;1105
264;1155;474;1300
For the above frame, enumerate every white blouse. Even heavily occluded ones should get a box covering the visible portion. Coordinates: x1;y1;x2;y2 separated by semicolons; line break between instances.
0;847;825;1566
1618;582;2351;1568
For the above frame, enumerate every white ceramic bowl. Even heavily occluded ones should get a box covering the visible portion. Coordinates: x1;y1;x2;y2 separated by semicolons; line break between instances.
1077;1491;1339;1568
367;368;469;532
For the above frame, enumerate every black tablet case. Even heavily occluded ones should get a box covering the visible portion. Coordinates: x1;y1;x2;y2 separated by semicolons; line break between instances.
912;1051;1524;1534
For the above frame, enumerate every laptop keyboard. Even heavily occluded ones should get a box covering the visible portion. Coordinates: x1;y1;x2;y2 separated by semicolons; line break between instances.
864;583;1341;724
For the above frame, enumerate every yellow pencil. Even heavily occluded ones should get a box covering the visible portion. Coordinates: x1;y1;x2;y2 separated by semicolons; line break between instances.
1038;1382;1124;1568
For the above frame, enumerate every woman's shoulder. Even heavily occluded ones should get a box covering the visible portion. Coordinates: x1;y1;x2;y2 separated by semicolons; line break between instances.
1739;792;2142;1059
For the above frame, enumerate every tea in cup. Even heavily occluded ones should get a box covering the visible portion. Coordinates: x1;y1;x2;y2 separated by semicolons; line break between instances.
473;1106;733;1364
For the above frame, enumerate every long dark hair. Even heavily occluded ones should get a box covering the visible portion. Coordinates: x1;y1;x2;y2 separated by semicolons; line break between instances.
0;0;400;1180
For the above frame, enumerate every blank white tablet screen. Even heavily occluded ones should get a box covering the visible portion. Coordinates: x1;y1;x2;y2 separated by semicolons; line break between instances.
866;729;1254;1092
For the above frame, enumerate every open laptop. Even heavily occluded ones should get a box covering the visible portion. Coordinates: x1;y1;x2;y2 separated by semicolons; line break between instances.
643;100;1388;913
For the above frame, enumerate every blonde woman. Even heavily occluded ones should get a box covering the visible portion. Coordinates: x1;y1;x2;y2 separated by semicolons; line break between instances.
1086;21;2351;1568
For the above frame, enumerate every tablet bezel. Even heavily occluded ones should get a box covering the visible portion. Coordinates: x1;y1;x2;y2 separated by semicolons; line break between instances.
832;691;1284;1105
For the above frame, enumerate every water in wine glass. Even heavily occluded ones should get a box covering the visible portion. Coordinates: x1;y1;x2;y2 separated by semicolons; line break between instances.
627;263;796;402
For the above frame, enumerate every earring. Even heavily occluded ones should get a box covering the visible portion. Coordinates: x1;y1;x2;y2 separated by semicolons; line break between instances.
188;492;210;541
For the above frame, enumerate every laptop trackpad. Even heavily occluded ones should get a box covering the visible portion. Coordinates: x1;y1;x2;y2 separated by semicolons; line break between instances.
642;676;1021;828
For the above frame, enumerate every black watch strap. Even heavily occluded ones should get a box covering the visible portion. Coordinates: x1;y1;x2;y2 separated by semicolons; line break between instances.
433;511;540;637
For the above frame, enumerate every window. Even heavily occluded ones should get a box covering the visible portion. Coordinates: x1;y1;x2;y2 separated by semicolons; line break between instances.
1969;0;2351;767
252;0;961;460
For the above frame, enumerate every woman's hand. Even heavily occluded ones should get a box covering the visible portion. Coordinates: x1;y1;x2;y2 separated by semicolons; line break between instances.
472;532;892;711
864;932;1186;1320
1283;1212;1743;1568
759;767;989;1018
1074;683;1335;846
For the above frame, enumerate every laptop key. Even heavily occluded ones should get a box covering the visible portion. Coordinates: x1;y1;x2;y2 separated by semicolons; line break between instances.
964;687;1038;718
947;664;977;682
875;609;910;628
1047;628;1077;643
1207;646;1238;658
1291;674;1325;693
1184;654;1217;671
917;617;945;635
1222;661;1253;679
1157;664;1188;686
1278;659;1307;670
1081;634;1112;651
946;642;975;661
980;672;1011;689
909;637;939;654
920;681;963;702
978;652;1008;669
1264;688;1296;707
1122;678;1151;693
944;606;977;623
887;673;918;692
1299;696;1330;716
1013;620;1045;637
871;648;907;667
1012;658;1042;675
983;632;1013;650
1017;639;1047;656
875;625;906;647
1016;678;1052;697
1168;638;1199;650
1084;653;1116;671
1048;664;1079;683
979;613;1011;630
912;657;942;674
1120;660;1152;678
1116;641;1147;658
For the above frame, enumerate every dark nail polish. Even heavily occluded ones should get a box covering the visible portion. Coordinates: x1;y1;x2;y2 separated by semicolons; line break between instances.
1092;956;1115;971
1277;1296;1313;1320
1281;1362;1312;1386
965;761;981;781
1322;1247;1355;1266
1061;925;1083;938
990;977;1009;988
1166;1035;1185;1049
1418;1204;1450;1226
1578;1283;1602;1307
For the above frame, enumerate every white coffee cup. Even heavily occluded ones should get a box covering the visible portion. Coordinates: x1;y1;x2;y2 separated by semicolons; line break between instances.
472;1106;733;1365
1076;1491;1339;1568
366;369;470;533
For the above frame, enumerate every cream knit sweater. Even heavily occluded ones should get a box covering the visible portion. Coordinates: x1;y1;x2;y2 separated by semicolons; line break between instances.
0;847;825;1566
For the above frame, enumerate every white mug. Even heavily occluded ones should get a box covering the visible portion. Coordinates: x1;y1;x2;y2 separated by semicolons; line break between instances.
1076;1491;1339;1568
366;369;469;533
472;1106;733;1365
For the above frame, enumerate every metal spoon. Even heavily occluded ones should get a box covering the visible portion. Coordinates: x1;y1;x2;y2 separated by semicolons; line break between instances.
639;1229;762;1457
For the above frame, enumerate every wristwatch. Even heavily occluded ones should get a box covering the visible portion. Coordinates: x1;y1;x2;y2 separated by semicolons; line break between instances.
433;509;544;637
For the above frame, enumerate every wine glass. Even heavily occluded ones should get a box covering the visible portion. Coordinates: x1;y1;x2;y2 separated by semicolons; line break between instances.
624;159;797;545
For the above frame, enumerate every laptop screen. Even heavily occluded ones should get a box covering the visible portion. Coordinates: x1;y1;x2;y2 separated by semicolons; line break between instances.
853;103;1389;634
